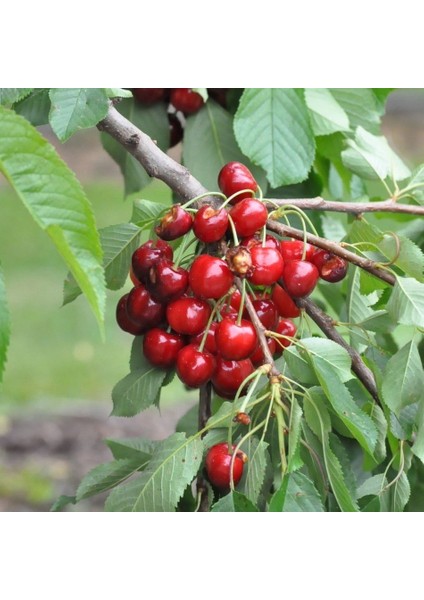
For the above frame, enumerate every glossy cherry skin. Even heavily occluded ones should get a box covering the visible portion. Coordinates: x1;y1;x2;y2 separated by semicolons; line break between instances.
132;240;173;283
211;357;254;400
271;284;301;318
218;162;258;205
189;255;234;300
170;88;204;114
215;318;257;360
280;240;316;263
274;319;297;356
190;321;219;354
116;294;145;335
249;298;278;330
248;246;284;286
146;259;188;302
219;304;238;320
312;250;348;283
126;284;166;328
129;265;141;287
176;344;216;388
229;198;268;238
133;88;166;104
166;297;211;335
229;289;242;312
250;338;277;366
242;234;280;252
143;328;185;368
168;113;183;147
281;260;319;298
155;205;193;241
193;205;229;243
205;443;246;490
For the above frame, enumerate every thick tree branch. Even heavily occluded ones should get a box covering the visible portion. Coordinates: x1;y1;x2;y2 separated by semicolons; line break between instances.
266;197;424;217
295;297;380;403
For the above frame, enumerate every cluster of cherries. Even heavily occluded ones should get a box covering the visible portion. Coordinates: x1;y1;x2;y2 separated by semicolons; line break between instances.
116;161;348;491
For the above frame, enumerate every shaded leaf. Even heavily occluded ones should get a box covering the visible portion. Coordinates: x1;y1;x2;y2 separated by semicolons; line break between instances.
0;88;33;105
287;397;303;472
387;277;424;328
13;88;51;125
50;495;76;512
239;437;268;504
76;458;147;501
49;88;109;141
305;88;350;136
212;491;258;512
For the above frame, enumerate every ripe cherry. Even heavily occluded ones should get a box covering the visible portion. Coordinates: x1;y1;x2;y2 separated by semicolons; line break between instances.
193;205;228;243
280;240;316;263
170;88;204;115
250;338;277;366
155;205;193;241
218;162;258;204
281;260;319;298
312;250;348;283
205;443;247;490
190;321;219;354
229;198;268;238
168;113;183;147
271;284;301;318
215;317;257;360
126;284;166;328
249;298;278;330
176;344;216;387
189;255;234;300
166;297;211;335
116;294;145;335
133;88;166;104
146;259;188;302
143;328;185;368
242;234;280;252
274;319;297;356
248;246;284;286
211;357;254;399
129;265;141;287
132;240;173;283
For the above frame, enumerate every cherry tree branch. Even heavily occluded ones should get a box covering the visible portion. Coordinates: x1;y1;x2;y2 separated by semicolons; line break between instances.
266;197;424;217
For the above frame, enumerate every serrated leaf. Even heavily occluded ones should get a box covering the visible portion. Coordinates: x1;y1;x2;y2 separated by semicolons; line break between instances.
301;337;354;383
391;472;410;512
234;88;315;187
105;433;203;512
357;474;388;504
131;198;170;228
105;88;133;99
0;88;33;106
403;164;424;205
50;495;76;512
0;107;105;331
212;491;258;512
305;88;350;136
365;404;387;466
239;437;268;504
303;388;331;438
287;397;303;472
412;403;424;464
0;265;10;383
284;472;324;512
268;476;289;511
346;268;377;352
49;88;109;142
382;341;424;414
320;213;346;242
349;218;383;248
183;99;267;192
76;458;147;501
387;277;424;328
13;88;51;126
328;434;357;498
379;235;424;281
283;345;317;385
105;437;156;461
329;89;381;134
390;404;418;440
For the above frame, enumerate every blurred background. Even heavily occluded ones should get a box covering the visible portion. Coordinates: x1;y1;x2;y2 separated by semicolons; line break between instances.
1;89;424;511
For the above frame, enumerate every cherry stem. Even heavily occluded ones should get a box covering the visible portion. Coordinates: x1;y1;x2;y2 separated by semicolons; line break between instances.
174;234;196;268
221;188;256;209
273;388;287;476
227;214;240;246
261;224;267;247
180;191;226;210
236;278;246;326
229;419;267;491
198;298;225;353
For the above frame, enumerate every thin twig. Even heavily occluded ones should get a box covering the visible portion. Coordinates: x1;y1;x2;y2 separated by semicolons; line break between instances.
266;197;424;217
196;382;212;512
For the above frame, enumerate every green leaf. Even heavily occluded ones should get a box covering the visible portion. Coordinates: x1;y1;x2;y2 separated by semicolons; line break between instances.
192;88;208;102
379;235;424;281
387;277;424;328
0;265;10;383
403;164;424;205
234;89;315;188
329;89;381;134
382;341;424;414
372;89;394;112
131;198;170;228
76;458;146;501
391;472;411;512
283;345;317;385
105;433;203;512
320;213;346;242
412;404;424;464
287;397;303;472
365;404;387;466
105;88;133;99
0;88;33;106
49;88;109;142
304;88;350;136
175;404;199;437
346;268;377;352
105;437;155;461
283;472;324;512
0;107;105;331
301;337;354;383
50;495;76;512
268;477;289;511
183;99;266;192
13;88;51;126
239;437;268;504
212;491;258;512
357;474;387;498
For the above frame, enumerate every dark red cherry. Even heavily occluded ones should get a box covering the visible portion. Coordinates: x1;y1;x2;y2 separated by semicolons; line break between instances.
116;294;145;335
250;338;277;366
170;88;204;115
219;305;238;320
211;357;254;399
248;247;284;286
207;88;228;108
205;443;246;490
281;260;319;298
189;255;234;300
218;162;258;205
190;321;219;354
215;318;257;360
229;198;268;238
155;205;193;241
126;284;166;328
280;240;316;263
132;240;173;283
176;344;216;388
168;113;183;147
312;250;348;283
143;328;185;368
229;289;242;312
193;205;229;243
146;259;188;302
166;297;211;335
274;319;297;356
250;298;278;330
271;284;300;318
242;234;280;252
129;265;141;287
133;88;166;104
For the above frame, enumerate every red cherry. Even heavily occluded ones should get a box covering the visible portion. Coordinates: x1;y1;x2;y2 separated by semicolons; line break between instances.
133;88;166;104
248;246;284;286
281;260;319;298
250;338;277;366
116;294;145;335
126;284;166;328
218;162;258;204
168;113;183;147
229;289;242;312
189;255;234;300
193;205;229;243
242;234;280;252
280;240;316;263
145;259;188;302
219;304;238;320
143;328;185;368
205;443;246;490
312;250;348;283
271;284;301;318
176;344;216;388
155;205;193;241
190;321;219;354
166;297;211;335
211;357;254;399
274;319;297;356
250;298;278;330
229;198;268;238
170;88;204;115
129;265;141;287
132;240;173;283
215;318;257;360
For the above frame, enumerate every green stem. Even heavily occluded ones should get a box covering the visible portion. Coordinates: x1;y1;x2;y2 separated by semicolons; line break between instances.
273;388;287;476
227;214;239;246
198;298;226;352
237;278;246;326
181;191;226;209
229;419;267;491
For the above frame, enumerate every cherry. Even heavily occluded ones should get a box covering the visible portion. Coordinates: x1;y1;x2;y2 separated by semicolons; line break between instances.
189;255;234;300
281;260;319;298
274;319;297;356
248;246;284;286
170;88;204;115
143;328;185;368
133;88;166;104
190;321;219;354
168;113;184;147
271;284;301;318
249;298;278;330
155;205;193;241
166;297;211;335
211;357;254;399
116;294;145;335
205;443;246;490
312;250;348;283
280;240;316;263
219;304;238;320
229;198;268;238
229;289;242;312
176;344;216;388
132;240;173;283
126;284;166;328
218;162;258;204
250;338;277;366
193;205;228;243
129;265;141;287
242;234;280;252
146;259;188;302
215;317;257;360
